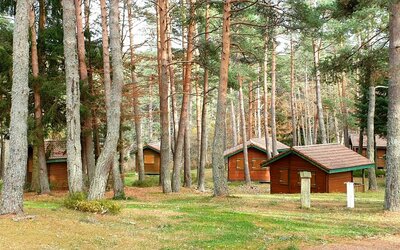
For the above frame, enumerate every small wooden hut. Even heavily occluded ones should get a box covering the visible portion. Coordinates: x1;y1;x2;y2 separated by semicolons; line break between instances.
224;137;289;182
26;140;68;189
262;144;374;194
137;142;161;175
349;134;387;169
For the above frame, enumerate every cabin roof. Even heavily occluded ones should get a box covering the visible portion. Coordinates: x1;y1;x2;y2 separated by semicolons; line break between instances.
223;137;289;158
349;134;387;148
262;144;375;173
44;140;67;161
143;142;161;153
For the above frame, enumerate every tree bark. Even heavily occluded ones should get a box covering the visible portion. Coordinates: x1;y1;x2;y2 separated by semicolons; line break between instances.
312;39;327;144
290;37;297;146
75;0;95;186
100;0;111;111
62;0;83;194
248;81;253;139
211;0;231;196
172;0;196;192
196;81;202;168
183;95;191;188
30;6;50;194
158;0;172;193
256;68;262;138
112;154;124;198
366;85;378;191
239;76;251;185
88;0;123;200
263;34;271;159
386;1;400;211
198;0;210;192
304;65;313;145
341;72;350;147
128;0;145;182
271;39;278;156
0;0;30;214
230;89;238;146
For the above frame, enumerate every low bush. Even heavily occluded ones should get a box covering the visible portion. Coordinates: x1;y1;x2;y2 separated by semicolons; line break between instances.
353;169;386;178
64;192;121;215
132;176;159;187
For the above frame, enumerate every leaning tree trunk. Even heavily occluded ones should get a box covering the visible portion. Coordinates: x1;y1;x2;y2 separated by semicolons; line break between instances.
239;76;251;185
158;0;172;193
367;85;377;191
386;1;400;211
211;0;231;197
198;0;210;192
271;39;278;156
0;0;30;215
88;0;124;200
290;37;297;146
128;0;145;182
263;34;271;159
30;6;50;194
312;39;327;144
172;0;196;192
63;0;83;194
75;0;96;186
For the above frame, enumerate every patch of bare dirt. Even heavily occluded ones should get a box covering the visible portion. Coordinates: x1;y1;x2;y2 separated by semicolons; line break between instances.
305;235;400;250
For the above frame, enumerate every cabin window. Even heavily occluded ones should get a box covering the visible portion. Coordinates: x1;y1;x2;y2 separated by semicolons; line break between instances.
297;171;316;188
251;159;267;170
279;169;289;185
236;159;244;170
144;154;155;164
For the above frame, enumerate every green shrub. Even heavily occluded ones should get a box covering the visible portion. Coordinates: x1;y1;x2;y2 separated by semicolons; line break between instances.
353;169;386;178
132;176;159;187
64;192;121;215
0;179;3;190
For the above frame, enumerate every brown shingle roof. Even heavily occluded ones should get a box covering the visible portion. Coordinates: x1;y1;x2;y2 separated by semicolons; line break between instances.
223;137;289;157
144;142;161;153
349;134;387;148
44;140;67;160
263;144;374;173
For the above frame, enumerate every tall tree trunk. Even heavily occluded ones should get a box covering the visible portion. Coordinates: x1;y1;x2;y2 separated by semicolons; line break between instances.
100;0;111;113
239;76;251;185
196;81;202;168
158;0;172;193
30;6;50;194
367;85;378;191
0;0;30;215
128;0;144;182
88;0;123;200
149;75;154;141
75;0;95;186
230;89;238;146
63;0;83;194
386;2;400;211
263;34;271;159
271;39;278;156
341;72;350;147
211;0;231;196
198;0;209;192
183;95;191;188
172;0;196;192
256;68;262;138
305;65;312;145
112;153;124;198
290;37;297;146
248;81;253;139
312;39;327;144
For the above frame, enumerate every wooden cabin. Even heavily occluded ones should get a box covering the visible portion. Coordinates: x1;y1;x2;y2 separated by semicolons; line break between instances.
26;140;68;190
224;137;289;182
137;142;161;175
262;144;374;194
349;134;387;169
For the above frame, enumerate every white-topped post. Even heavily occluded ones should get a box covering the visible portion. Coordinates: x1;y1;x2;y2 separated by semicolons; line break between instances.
346;182;355;208
300;171;311;208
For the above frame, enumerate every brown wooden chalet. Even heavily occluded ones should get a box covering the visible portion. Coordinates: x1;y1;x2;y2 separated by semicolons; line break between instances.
27;140;68;189
349;134;387;169
262;144;375;194
137;142;161;175
224;137;289;182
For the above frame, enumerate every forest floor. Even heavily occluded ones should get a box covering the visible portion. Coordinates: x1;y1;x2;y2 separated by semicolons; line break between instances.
0;170;399;249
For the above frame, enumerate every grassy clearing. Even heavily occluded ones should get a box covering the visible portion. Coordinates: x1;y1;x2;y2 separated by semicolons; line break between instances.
0;172;399;249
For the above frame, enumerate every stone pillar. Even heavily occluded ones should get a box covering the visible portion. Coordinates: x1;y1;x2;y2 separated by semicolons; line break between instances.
346;182;355;208
300;171;311;208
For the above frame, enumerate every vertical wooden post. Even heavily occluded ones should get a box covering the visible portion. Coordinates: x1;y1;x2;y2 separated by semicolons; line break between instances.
362;169;366;192
346;182;355;208
300;171;311;208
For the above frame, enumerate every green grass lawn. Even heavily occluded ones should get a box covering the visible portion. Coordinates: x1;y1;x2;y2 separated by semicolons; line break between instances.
0;172;398;249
